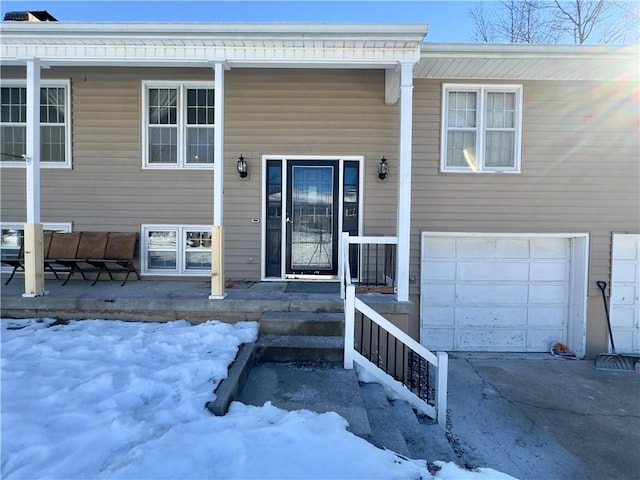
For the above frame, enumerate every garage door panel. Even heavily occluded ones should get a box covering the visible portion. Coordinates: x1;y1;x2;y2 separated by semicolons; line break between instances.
530;238;568;259
610;307;635;328
610;234;639;354
529;284;567;304
528;307;567;326
458;262;529;281
422;283;455;303
613;238;638;260
611;285;636;305
423;238;455;258
457;329;526;350
457;284;529;304
422;306;455;326
421;234;577;353
422;328;454;351
422;262;457;281
455;307;527;326
530;262;568;281
527;329;565;351
612;262;638;283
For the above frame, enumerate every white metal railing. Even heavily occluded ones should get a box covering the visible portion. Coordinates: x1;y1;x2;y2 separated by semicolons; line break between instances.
341;233;448;429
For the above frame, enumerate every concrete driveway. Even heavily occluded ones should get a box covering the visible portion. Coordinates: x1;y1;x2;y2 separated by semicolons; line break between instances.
447;354;639;480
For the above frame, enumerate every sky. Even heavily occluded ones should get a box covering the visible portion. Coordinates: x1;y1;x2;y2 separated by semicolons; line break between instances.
1;318;518;479
0;0;479;42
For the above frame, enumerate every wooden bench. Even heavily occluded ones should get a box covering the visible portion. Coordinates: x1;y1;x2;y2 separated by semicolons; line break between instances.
2;231;140;286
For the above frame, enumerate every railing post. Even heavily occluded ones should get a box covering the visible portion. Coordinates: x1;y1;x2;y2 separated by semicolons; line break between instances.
436;351;448;430
344;284;356;369
340;232;349;300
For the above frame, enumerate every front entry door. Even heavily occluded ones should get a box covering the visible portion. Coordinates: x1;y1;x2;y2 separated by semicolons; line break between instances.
286;161;339;276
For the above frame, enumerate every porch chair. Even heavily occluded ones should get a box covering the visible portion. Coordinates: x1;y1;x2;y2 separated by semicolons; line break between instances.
57;232;109;285
87;232;140;286
1;241;24;285
45;232;81;285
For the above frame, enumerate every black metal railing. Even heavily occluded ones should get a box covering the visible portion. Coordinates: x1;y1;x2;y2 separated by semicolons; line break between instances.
355;310;434;405
353;242;397;290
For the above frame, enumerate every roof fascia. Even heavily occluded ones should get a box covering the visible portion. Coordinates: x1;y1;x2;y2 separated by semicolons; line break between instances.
421;42;639;59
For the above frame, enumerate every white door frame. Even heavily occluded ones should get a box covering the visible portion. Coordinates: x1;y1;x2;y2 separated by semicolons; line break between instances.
420;232;589;357
260;155;364;281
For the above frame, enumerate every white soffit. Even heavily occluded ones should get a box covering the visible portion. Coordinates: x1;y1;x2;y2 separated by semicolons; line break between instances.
0;22;428;68
418;43;639;82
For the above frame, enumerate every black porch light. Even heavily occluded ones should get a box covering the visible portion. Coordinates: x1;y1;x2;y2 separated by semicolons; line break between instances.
378;156;388;180
237;154;248;178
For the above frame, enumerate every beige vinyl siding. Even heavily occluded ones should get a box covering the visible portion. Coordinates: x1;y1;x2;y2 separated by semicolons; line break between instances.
1;67;400;279
411;79;640;297
223;69;399;279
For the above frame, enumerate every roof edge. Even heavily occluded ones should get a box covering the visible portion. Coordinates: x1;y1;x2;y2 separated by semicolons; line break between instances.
421;42;639;58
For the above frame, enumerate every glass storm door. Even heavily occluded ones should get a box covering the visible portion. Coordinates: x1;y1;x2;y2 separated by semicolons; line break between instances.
286;161;339;276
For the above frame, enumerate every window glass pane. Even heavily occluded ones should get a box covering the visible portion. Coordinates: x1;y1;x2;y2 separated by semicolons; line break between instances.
446;131;476;168
40;125;65;162
186;88;214;126
186;127;214;164
1;87;26;123
148;88;177;125
148;127;178;164
1;228;23;258
0;126;26;162
486;92;515;128
184;230;212;271
485;131;515;168
448;91;476;128
147;230;177;270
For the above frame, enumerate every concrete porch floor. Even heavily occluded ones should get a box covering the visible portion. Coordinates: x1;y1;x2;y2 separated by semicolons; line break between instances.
0;277;407;322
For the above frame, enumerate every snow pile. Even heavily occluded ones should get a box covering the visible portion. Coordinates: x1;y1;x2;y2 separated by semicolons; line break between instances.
1;319;517;479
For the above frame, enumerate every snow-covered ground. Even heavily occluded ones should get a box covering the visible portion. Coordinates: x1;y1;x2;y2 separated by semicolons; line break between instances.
1;319;516;479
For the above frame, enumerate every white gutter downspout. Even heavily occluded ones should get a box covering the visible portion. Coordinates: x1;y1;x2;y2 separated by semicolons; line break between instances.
22;58;46;297
396;62;414;302
210;61;227;299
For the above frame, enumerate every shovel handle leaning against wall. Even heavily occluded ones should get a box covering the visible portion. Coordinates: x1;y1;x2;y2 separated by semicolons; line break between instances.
597;281;616;353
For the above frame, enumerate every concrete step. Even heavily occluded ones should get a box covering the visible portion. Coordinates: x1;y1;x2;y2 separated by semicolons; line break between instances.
255;334;344;363
238;362;371;437
360;381;459;464
259;311;345;337
358;382;410;457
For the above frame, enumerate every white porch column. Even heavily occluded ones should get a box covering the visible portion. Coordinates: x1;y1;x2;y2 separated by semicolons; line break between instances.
210;62;226;299
396;62;414;302
23;58;46;297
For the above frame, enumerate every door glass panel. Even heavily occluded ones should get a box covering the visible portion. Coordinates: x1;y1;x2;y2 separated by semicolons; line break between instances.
265;161;282;277
343;161;360;278
291;166;334;271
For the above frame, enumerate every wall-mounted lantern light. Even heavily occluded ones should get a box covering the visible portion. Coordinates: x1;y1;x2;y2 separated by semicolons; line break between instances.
237;154;248;178
378;156;388;180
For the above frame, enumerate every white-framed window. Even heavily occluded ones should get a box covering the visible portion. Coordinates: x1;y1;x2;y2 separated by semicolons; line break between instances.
142;225;212;275
0;222;72;271
142;81;215;169
441;84;523;173
0;80;71;168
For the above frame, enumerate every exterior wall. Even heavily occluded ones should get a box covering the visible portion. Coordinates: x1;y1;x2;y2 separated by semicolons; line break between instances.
0;67;400;279
410;78;640;356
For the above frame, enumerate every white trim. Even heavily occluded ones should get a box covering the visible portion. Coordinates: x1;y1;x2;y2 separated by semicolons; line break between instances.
440;83;523;174
213;64;224;225
141;80;216;170
420;231;589;357
141;224;212;276
260;155;364;281
396;62;414;301
1;79;72;169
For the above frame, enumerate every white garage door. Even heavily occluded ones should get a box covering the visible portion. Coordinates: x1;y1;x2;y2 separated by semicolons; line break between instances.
421;234;580;352
610;234;640;354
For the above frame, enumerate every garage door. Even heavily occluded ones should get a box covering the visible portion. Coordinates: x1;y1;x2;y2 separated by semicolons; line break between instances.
610;234;640;354
421;234;579;352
